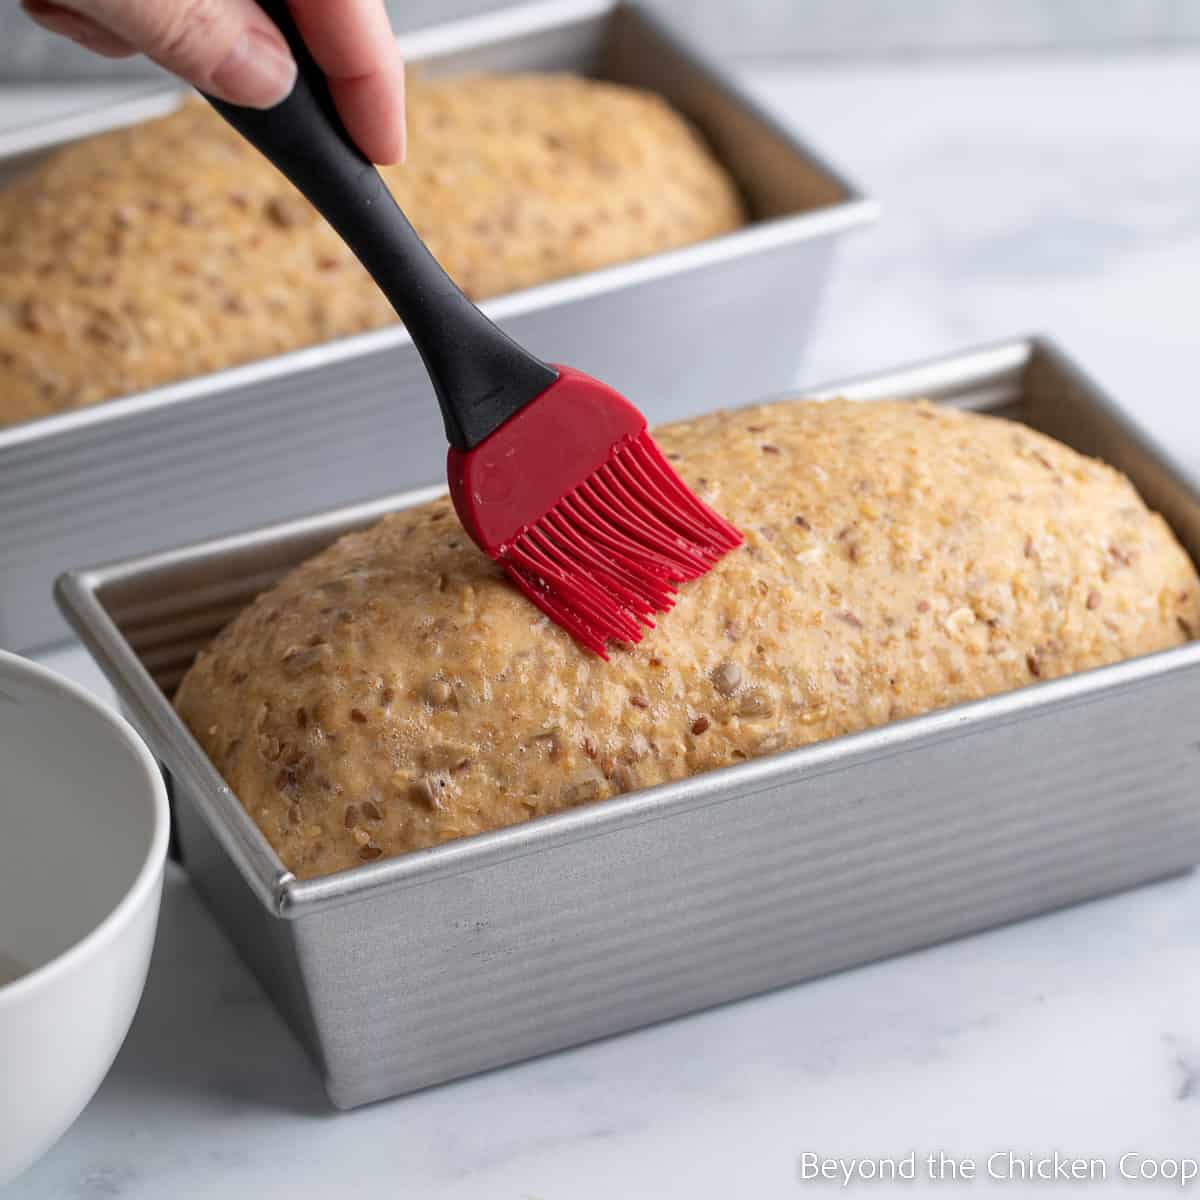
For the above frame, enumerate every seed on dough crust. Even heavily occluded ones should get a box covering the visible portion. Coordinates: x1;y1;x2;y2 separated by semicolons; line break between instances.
264;193;309;228
711;660;742;696
412;775;449;810
611;765;639;793
691;716;710;735
531;727;562;760
19;296;56;333
563;773;603;805
281;644;333;676
737;688;774;718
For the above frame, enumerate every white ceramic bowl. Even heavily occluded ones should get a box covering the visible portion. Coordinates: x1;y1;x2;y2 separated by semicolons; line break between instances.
0;650;169;1185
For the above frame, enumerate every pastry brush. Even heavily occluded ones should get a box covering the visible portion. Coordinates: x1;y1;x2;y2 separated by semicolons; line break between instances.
204;2;741;657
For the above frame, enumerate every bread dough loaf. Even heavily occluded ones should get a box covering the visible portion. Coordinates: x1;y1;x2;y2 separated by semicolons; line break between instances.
0;74;744;425
175;398;1200;878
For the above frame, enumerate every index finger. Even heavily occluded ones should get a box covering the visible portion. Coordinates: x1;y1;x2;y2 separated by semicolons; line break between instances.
286;0;406;164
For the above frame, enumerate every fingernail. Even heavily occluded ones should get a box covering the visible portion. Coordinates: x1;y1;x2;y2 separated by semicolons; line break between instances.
211;29;297;109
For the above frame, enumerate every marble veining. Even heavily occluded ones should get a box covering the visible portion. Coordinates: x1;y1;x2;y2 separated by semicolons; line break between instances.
1165;1035;1200;1103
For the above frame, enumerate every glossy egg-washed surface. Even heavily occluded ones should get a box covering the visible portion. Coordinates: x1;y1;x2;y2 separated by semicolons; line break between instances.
0;74;744;426
174;399;1200;879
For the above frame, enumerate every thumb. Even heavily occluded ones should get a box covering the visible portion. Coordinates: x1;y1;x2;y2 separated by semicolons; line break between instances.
48;0;298;109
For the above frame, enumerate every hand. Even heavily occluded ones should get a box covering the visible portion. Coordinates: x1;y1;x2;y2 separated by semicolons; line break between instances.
20;0;406;163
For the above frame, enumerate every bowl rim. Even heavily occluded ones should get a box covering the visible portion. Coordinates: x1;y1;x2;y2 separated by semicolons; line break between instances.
0;649;170;1005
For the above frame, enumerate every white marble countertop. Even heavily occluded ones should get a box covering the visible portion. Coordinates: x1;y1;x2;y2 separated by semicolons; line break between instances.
7;50;1200;1198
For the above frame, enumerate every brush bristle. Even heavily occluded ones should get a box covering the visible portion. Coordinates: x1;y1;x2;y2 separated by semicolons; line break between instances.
498;431;742;657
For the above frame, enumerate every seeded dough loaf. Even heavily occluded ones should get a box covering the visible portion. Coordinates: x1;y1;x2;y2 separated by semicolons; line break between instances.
0;74;744;426
174;398;1200;879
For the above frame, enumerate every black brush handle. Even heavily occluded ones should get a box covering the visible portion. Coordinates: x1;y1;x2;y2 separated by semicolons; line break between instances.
202;0;557;450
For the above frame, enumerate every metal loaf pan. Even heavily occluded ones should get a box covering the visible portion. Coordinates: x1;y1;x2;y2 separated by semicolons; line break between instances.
0;0;875;653
56;336;1200;1109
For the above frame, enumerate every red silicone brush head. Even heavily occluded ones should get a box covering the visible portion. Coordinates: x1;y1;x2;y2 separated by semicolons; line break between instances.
447;366;742;657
